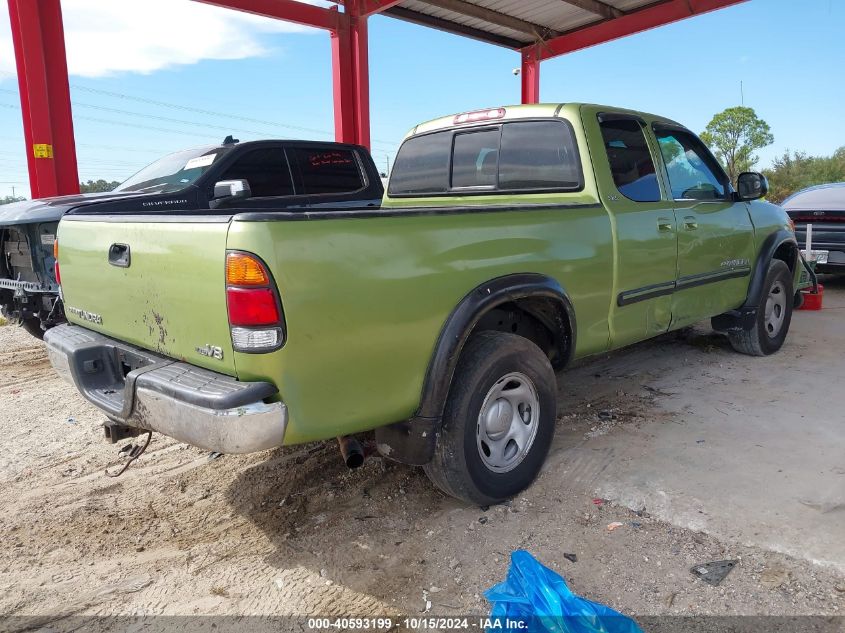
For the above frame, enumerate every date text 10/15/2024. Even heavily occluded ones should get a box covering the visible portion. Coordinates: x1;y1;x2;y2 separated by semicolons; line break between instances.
306;617;529;630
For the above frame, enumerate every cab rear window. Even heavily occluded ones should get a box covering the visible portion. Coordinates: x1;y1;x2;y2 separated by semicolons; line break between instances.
292;148;365;194
388;131;451;195
388;119;582;196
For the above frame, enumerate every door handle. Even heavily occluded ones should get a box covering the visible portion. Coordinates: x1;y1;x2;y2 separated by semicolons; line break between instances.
108;243;131;268
657;218;674;232
683;216;698;230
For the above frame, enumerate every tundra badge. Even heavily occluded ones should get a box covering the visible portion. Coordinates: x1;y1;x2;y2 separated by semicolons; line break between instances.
66;306;103;325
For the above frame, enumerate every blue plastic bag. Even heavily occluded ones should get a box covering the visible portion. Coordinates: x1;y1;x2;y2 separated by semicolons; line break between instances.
484;550;644;633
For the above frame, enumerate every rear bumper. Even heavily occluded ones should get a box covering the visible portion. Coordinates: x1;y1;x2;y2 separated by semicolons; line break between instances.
44;324;287;454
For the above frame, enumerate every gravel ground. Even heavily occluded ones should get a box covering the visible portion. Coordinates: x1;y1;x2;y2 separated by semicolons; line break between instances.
0;305;843;630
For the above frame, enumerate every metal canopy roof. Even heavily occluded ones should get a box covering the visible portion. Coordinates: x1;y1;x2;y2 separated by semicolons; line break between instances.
378;0;725;52
9;0;745;198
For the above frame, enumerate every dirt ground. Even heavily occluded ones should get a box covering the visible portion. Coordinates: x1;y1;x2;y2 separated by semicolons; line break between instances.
0;283;844;630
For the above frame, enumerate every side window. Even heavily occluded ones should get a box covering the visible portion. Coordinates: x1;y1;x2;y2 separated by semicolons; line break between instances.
655;128;728;200
499;121;581;190
598;117;660;202
217;147;293;198
292;147;364;194
451;129;500;188
388;131;451;195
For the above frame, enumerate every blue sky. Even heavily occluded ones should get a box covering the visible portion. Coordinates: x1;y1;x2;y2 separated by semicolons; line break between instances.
0;0;843;199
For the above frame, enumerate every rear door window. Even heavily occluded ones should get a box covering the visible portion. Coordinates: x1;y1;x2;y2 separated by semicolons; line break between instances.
388;131;452;195
498;121;581;190
598;117;661;202
451;129;500;189
217;147;294;198
292;147;364;194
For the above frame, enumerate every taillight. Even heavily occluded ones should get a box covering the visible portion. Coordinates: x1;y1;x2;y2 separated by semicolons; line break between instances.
226;251;269;286
53;238;61;285
225;251;284;352
227;288;280;325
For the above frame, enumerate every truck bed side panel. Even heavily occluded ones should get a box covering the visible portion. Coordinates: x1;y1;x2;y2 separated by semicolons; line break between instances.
227;208;613;444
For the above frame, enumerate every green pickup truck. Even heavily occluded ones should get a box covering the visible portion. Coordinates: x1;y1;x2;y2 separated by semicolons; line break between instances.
45;103;801;504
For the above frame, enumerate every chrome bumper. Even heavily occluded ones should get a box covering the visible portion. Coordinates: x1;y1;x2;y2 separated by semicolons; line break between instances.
44;324;287;454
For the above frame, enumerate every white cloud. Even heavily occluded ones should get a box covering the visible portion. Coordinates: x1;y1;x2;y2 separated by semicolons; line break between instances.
0;0;328;79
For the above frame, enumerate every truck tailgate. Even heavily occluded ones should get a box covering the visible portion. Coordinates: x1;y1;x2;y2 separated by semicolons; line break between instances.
57;216;237;376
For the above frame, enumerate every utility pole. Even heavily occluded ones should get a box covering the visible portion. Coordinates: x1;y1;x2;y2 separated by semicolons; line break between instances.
11;186;15;198
740;81;744;106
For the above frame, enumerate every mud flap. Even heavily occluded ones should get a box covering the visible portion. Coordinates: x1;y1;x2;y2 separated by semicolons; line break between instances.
374;417;439;465
711;306;757;333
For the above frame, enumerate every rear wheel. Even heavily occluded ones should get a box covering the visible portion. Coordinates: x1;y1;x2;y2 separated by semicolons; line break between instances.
423;331;557;505
728;260;793;356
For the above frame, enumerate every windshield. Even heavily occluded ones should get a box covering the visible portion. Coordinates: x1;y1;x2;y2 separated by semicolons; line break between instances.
114;146;225;194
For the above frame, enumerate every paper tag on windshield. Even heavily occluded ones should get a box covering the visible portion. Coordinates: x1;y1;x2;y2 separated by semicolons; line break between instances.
184;154;216;170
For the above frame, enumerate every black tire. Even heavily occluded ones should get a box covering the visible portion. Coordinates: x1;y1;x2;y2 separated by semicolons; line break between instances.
728;260;793;356
423;331;557;505
20;318;44;340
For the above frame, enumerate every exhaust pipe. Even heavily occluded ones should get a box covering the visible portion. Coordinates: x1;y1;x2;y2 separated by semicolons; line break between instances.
338;435;365;469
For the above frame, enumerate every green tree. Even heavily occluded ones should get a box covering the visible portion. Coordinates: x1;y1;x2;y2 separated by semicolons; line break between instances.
0;195;25;206
79;179;120;193
700;106;774;183
763;147;845;203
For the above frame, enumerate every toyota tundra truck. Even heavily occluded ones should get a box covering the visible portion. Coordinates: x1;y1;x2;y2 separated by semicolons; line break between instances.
45;104;802;504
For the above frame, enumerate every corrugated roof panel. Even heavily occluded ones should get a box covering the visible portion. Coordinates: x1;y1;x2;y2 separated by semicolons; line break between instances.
394;0;622;45
399;0;536;43
391;0;728;48
610;0;668;12
478;0;601;33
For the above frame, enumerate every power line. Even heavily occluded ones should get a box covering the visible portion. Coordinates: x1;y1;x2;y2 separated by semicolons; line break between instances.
2;69;400;149
70;84;336;138
0;135;174;155
74;114;222;140
1;96;398;152
2;90;308;141
69;83;400;149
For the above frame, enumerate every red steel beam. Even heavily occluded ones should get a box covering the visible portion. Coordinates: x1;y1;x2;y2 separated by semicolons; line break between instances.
331;15;355;143
360;0;404;18
521;47;540;104
533;0;748;61
8;0;79;198
193;0;340;30
330;1;370;147
350;8;370;148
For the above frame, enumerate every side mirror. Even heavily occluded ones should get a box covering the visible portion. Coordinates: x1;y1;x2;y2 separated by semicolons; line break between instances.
736;172;768;201
213;179;251;201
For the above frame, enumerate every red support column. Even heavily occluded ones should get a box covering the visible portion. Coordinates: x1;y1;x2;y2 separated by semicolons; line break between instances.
520;47;540;104
8;0;79;198
330;1;370;148
350;8;370;149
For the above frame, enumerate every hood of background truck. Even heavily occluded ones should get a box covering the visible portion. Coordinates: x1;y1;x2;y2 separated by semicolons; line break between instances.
0;191;164;226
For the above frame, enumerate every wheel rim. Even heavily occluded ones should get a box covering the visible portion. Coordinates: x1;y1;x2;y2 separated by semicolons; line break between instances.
476;371;540;473
764;279;787;338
